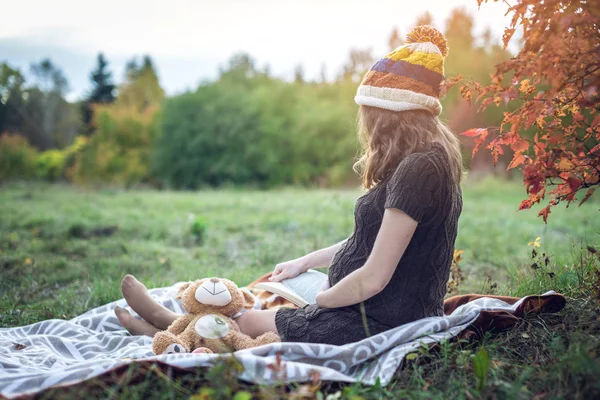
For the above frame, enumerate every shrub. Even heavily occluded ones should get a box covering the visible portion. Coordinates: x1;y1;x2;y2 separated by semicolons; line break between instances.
70;105;158;186
35;150;65;181
35;136;88;181
0;133;37;181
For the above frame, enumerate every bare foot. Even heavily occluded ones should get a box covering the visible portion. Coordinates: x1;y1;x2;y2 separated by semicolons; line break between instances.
121;274;179;330
114;305;161;337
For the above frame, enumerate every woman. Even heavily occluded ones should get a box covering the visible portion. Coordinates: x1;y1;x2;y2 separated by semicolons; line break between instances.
115;25;463;346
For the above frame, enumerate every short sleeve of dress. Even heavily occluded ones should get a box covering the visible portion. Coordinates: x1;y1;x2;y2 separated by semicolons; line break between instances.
384;153;441;223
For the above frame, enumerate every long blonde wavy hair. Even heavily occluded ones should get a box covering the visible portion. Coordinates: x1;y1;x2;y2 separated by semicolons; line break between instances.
353;105;463;189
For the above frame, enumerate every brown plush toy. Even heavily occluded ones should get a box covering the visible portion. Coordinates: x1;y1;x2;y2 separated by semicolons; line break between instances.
152;278;280;355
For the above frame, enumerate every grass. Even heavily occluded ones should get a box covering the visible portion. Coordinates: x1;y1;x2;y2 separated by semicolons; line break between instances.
1;178;599;399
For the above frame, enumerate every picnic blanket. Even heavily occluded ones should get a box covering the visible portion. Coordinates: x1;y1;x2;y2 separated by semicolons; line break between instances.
0;277;565;399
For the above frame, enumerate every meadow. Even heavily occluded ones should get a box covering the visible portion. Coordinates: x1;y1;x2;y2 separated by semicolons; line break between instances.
1;179;599;398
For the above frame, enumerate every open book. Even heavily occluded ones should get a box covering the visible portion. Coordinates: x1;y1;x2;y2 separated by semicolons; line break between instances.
254;269;328;307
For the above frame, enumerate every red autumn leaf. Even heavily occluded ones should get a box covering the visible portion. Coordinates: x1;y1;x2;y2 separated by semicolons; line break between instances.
519;199;533;210
547;134;563;145
461;128;488;137
580;187;596;206
507;154;526;170
488;142;505;164
460;86;473;105
511;139;530;153
567;177;583;192
476;134;490;157
502;28;516;48
538;206;551;223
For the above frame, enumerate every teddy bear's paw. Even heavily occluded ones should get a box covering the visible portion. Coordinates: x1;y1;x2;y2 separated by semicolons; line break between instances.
163;343;188;355
258;331;281;344
192;347;214;354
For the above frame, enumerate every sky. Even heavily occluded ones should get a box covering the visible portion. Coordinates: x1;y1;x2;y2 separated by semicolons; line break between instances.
0;0;513;101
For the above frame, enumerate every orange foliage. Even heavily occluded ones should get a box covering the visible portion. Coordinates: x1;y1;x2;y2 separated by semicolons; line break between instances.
69;104;159;186
445;0;600;222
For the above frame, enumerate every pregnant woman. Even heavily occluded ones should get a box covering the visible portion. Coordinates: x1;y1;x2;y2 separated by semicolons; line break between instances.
115;25;463;346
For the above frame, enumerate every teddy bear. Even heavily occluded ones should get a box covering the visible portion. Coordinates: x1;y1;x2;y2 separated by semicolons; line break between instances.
152;277;280;355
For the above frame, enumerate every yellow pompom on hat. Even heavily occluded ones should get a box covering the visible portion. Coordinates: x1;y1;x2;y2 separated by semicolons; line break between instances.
355;25;449;115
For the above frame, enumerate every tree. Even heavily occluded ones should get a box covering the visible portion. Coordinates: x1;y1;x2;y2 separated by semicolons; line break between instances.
218;53;260;84
0;63;26;134
30;59;68;96
118;55;164;112
339;48;374;82
30;59;68;149
319;63;328;83
294;64;305;84
388;28;402;51
11;59;80;150
445;8;474;52
415;11;434;27
450;0;600;221
82;53;116;129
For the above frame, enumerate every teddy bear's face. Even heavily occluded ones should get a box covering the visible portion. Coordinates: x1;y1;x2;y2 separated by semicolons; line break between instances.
195;278;232;306
177;278;254;317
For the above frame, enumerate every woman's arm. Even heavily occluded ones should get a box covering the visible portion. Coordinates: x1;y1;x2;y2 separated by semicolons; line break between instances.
315;208;417;308
303;240;347;269
270;239;347;282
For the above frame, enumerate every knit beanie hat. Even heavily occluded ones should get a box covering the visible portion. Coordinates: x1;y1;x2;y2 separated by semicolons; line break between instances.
355;25;448;115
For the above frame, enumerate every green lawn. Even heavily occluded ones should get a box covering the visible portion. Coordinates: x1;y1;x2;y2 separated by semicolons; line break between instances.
1;179;599;398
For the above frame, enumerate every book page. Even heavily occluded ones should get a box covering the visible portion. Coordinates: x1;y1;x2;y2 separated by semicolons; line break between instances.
253;281;309;307
281;270;328;305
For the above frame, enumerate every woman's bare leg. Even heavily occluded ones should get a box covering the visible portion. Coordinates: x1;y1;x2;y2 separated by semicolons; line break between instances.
114;306;161;337
235;310;279;339
120;274;179;330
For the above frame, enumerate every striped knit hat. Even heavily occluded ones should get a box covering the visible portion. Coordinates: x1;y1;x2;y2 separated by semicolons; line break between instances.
355;25;448;116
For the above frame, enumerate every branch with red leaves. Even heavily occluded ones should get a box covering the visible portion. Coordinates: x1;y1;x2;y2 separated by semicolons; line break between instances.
446;0;600;222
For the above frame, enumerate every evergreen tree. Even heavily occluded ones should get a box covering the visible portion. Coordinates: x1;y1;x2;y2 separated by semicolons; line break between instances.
89;53;116;104
82;53;116;129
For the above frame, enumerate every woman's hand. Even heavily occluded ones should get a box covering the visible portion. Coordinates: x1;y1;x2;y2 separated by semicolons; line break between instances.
269;239;347;283
269;257;309;282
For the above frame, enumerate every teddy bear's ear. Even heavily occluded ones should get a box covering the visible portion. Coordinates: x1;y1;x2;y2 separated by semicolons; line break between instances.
175;281;192;300
242;289;257;309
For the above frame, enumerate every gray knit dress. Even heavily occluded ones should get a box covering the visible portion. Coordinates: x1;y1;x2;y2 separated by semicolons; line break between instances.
275;142;463;345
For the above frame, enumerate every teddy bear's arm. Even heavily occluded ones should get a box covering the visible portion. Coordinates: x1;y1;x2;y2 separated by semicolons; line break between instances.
167;314;195;335
227;330;280;351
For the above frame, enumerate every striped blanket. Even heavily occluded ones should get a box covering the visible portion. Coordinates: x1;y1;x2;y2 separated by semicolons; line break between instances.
0;282;565;398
